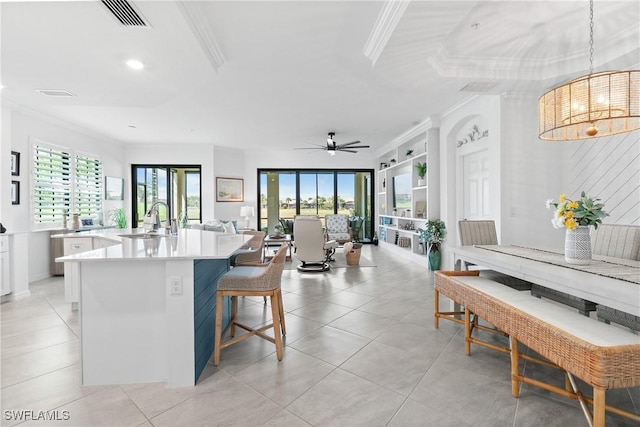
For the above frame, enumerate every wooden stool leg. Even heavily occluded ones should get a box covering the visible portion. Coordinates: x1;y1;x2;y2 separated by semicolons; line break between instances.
434;288;440;329
230;295;238;337
464;308;471;355
593;388;605;427
269;292;283;361
277;289;286;336
213;292;224;366
510;336;520;397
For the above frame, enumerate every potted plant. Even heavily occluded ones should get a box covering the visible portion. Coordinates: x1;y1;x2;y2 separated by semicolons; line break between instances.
417;219;446;271
111;208;127;229
416;162;427;186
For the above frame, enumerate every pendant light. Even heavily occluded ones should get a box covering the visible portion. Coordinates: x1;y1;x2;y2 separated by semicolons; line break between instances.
538;0;640;140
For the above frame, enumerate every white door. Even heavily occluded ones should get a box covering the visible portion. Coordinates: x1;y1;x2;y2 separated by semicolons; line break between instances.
463;149;490;220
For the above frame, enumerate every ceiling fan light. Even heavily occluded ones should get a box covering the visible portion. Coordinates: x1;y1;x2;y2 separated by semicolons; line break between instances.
328;150;336;156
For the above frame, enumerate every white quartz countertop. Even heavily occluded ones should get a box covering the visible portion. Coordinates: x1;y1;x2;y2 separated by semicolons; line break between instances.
56;228;251;262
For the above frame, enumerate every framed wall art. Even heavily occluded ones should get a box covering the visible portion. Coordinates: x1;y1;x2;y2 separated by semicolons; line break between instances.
10;151;20;176
105;176;124;201
216;177;244;202
11;181;20;205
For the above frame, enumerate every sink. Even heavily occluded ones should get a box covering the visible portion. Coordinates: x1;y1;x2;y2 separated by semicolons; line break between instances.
118;233;166;239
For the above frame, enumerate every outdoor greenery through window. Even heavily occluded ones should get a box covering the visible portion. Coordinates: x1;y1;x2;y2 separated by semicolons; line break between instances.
32;142;102;228
258;169;374;242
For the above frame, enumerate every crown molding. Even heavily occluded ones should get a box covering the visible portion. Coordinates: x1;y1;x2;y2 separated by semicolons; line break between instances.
362;0;410;67
177;1;226;73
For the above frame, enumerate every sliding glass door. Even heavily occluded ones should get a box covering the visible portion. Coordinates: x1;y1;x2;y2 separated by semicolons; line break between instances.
258;169;374;242
131;165;201;228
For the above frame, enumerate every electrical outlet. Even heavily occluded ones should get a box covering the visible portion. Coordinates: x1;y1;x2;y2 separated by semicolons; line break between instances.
168;276;182;295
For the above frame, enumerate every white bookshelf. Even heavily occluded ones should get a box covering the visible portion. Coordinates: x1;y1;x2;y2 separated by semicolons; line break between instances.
376;128;439;259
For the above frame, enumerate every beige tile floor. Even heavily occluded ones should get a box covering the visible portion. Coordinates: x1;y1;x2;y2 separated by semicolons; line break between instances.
1;245;638;426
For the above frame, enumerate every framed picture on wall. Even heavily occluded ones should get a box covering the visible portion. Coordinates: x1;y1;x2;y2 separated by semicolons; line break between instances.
216;177;244;202
11;181;20;205
105;176;124;200
10;151;20;176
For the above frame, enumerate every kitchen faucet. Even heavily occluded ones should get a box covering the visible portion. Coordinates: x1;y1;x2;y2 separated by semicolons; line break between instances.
143;201;170;233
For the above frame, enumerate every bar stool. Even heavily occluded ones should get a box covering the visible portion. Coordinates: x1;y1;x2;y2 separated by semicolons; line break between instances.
213;243;288;366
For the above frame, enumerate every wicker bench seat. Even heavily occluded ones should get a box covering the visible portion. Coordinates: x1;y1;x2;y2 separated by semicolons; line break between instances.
434;270;640;427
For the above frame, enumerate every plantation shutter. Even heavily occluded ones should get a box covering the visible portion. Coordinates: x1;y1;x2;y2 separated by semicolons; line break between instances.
74;154;103;218
33;144;71;225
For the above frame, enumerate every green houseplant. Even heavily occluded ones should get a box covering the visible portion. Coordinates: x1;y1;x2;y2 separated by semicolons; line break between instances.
417;219;446;271
416;162;427;181
111;208;127;229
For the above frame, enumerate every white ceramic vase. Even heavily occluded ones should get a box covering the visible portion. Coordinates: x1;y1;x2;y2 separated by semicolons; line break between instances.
564;225;591;265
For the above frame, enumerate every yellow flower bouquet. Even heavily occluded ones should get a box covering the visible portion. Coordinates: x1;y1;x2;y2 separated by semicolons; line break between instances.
546;191;608;230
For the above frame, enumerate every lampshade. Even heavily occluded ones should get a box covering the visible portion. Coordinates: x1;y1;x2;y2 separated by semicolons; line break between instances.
539;70;640;140
240;206;254;217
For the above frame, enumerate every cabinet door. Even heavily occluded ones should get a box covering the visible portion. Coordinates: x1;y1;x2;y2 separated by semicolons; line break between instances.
64;237;93;255
1;252;10;296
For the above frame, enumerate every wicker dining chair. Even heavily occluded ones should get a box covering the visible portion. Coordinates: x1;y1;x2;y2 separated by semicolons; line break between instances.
213;243;288;366
458;220;533;291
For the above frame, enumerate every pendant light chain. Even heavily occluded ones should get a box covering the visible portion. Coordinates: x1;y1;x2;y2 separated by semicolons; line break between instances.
589;0;594;75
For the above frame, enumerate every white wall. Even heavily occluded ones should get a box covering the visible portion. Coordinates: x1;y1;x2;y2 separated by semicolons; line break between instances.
2;107;126;283
436;92;639;270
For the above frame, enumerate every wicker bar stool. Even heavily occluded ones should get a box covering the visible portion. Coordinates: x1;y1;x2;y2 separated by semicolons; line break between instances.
213;243;288;366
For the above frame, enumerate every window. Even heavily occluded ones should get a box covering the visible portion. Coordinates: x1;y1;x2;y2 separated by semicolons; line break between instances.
32;142;102;228
258;169;374;242
131;165;201;227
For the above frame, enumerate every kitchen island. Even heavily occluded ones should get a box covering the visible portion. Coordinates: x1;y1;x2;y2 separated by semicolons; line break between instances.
56;229;250;387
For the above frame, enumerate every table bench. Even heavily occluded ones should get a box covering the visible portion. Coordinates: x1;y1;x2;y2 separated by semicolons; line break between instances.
434;270;640;427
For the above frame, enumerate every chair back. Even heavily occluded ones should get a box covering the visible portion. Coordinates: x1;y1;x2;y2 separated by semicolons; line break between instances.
591;224;640;260
325;214;351;243
265;243;288;289
294;217;328;262
458;220;499;246
242;230;266;251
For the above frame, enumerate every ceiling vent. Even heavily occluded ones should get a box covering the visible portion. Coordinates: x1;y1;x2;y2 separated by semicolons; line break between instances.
101;0;149;27
36;89;75;97
460;82;498;93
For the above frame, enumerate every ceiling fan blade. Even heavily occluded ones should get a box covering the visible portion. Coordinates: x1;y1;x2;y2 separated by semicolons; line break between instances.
339;145;369;149
295;143;327;150
337;140;362;147
339;149;359;153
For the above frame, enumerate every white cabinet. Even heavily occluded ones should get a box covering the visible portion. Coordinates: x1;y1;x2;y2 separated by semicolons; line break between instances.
64;237;93;255
376;127;439;259
62;236;119;309
0;235;10;296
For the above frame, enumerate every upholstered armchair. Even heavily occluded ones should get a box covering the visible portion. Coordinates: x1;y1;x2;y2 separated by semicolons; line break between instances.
325;214;352;244
293;216;337;272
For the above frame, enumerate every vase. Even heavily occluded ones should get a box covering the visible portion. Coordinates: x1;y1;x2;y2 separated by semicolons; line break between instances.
564;225;591;265
428;243;441;271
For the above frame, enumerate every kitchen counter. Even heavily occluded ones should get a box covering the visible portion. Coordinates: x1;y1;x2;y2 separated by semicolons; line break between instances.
56;228;250;262
55;228;251;387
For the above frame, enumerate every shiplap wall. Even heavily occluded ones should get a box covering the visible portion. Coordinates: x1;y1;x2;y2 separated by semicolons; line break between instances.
568;130;640;225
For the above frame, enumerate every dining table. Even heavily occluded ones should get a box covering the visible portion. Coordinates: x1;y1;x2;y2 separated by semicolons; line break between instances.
451;245;640;317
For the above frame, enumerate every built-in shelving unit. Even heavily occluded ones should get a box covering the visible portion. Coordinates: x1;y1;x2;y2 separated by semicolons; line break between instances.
376;126;439;260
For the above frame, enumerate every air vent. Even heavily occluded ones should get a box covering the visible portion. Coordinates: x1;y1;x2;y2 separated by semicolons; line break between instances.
101;0;148;27
460;82;498;93
36;89;74;97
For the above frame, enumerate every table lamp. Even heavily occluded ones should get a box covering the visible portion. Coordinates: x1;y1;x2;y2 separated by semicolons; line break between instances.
240;206;254;229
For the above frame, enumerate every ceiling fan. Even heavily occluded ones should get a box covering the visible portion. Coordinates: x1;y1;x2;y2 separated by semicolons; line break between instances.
295;132;370;155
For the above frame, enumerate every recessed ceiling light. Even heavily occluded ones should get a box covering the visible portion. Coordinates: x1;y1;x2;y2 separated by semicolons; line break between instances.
125;59;144;70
